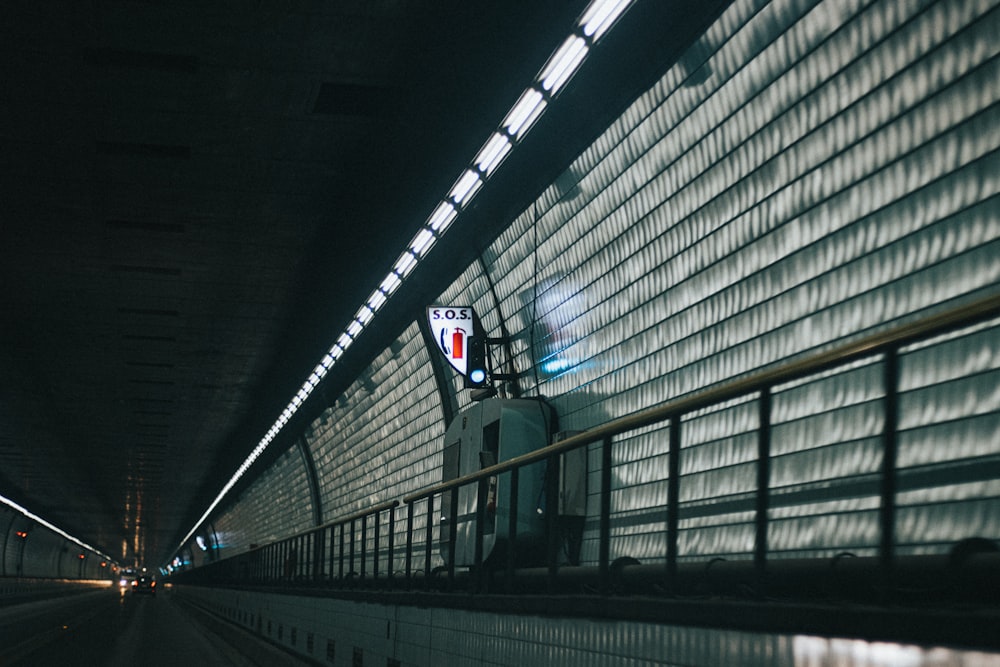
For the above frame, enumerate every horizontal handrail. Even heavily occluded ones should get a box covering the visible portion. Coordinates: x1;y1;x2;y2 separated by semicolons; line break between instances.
404;292;1000;504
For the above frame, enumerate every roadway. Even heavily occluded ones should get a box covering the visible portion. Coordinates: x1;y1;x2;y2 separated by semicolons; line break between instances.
0;583;307;666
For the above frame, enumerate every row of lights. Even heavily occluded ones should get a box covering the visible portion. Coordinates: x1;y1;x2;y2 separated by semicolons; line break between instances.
171;0;634;561
0;493;115;564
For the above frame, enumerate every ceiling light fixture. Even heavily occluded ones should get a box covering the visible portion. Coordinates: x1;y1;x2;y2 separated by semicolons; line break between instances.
0;493;115;563
170;0;635;565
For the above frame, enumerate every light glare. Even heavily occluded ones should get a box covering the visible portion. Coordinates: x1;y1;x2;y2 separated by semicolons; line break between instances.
449;170;483;206
541;36;588;93
580;0;631;40
380;272;402;294
504;89;546;138
356;305;374;325
367;289;387;311
394;251;418;277
428;201;458;233
410;229;435;256
475;133;512;176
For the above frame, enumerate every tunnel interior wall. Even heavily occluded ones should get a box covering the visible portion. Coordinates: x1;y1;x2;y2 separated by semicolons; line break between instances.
1;505;111;580
175;585;1000;666
195;0;999;574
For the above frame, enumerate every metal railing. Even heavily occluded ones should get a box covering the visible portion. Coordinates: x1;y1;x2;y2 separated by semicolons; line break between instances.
176;292;1000;600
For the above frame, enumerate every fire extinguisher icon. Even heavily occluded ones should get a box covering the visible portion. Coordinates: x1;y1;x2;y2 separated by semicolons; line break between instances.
440;327;466;359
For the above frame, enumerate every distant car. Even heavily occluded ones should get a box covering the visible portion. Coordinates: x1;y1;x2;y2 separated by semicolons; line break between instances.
131;575;156;595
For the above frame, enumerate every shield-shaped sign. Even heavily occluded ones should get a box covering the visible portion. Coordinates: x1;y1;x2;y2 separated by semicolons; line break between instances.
427;306;476;376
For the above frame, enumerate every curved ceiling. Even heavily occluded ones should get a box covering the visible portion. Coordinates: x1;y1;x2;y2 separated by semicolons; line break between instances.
0;0;723;568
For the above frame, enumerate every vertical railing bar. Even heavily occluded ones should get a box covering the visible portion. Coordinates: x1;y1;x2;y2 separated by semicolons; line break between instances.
546;453;560;594
349;518;357;579
424;494;435;585
338;522;345;581
667;415;681;593
360;515;368;580
598;436;613;595
313;531;319;581
880;347;900;599
474;477;487;592
298;534;305;582
405;501;415;585
328;526;335;584
388;504;396;586
374;509;381;582
506;467;520;594
755;387;772;596
316;530;321;581
448;487;459;590
300;534;306;582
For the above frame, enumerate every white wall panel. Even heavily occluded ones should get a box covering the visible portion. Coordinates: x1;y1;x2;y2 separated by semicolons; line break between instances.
208;0;998;571
180;585;1000;666
476;0;999;562
212;444;314;557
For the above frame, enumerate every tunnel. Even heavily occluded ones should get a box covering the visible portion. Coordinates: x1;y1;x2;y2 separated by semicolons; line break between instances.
1;0;999;665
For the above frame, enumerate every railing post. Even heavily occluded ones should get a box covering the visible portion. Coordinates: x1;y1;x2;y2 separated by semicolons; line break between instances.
328;525;337;582
424;494;435;584
546;453;561;593
880;347;900;599
474;476;487;592
756;387;772;596
387;503;396;586
405;500;415;585
505;467;520;594
349;518;357;578
667;416;681;592
448;487;459;590
338;522;345;581
361;515;368;580
599;436;613;595
374;508;381;582
313;529;326;581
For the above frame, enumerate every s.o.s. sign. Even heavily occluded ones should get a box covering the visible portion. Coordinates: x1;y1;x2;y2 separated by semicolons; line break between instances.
427;306;476;377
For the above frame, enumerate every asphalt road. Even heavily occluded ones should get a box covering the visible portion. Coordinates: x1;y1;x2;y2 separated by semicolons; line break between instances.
0;585;268;666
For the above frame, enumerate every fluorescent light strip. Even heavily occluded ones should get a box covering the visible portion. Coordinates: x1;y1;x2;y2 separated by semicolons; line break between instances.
394;251;418;277
449;170;483;206
475;133;513;176
170;0;635;568
580;0;631;39
356;305;375;326
503;89;547;138
380;272;402;295
409;229;436;256
0;493;114;562
367;289;388;312
541;36;588;93
428;202;458;235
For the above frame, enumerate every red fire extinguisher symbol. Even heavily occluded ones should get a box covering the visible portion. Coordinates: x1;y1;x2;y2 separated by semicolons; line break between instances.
440;327;466;359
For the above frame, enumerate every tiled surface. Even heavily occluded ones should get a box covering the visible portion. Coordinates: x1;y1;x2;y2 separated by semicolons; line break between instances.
178;586;1000;666
200;0;999;588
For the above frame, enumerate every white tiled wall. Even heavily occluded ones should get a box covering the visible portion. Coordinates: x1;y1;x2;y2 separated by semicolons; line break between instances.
203;0;999;583
177;586;1000;666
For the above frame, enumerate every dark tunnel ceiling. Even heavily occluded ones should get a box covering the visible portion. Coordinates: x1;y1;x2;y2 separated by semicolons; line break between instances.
0;1;725;567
